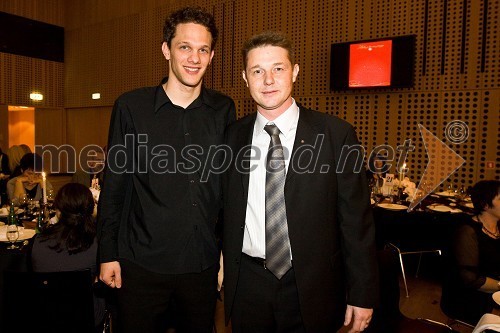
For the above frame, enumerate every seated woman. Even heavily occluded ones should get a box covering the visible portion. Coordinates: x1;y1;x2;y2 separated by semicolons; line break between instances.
6;153;52;202
443;180;500;324
366;154;388;193
31;183;105;326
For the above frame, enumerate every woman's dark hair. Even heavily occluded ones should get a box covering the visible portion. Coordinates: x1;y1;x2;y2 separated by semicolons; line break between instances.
41;183;96;254
470;180;500;215
19;153;43;172
163;7;218;50
367;154;389;174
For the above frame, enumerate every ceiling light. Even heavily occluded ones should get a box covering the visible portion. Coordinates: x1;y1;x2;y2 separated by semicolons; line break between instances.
29;93;43;101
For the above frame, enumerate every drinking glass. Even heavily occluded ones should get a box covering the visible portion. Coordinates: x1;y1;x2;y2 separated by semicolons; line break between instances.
18;194;28;218
6;225;19;250
447;183;454;195
47;189;55;210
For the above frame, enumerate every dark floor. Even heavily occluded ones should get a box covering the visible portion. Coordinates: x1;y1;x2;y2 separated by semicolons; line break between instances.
214;255;476;333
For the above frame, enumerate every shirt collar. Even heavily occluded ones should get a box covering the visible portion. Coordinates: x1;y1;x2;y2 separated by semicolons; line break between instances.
154;77;218;113
255;99;299;138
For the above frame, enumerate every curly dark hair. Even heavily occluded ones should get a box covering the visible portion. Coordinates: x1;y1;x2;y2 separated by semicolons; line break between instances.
163;6;218;50
41;183;96;254
470;180;500;215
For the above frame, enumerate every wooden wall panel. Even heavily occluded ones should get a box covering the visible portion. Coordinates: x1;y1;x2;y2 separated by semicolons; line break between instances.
0;105;8;152
65;107;112;154
0;0;65;26
60;0;499;186
0;53;64;108
34;107;65;173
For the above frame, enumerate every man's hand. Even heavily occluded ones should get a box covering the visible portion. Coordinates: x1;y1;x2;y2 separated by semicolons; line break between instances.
100;261;122;288
344;304;373;333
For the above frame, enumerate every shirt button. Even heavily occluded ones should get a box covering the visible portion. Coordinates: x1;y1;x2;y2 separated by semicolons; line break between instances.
185;132;190;136
190;180;195;184
192;202;197;207
240;224;244;229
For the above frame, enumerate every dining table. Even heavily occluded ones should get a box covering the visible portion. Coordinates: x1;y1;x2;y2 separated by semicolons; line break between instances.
0;211;37;330
371;190;474;253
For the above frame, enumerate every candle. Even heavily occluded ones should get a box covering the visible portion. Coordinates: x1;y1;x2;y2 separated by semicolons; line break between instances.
399;163;406;183
42;172;47;204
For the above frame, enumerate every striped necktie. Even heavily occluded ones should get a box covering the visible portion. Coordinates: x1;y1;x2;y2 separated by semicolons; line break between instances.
263;124;292;279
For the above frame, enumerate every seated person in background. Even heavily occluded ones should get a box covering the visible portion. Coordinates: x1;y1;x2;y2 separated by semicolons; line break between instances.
366;154;388;192
72;147;105;189
31;183;105;326
6;153;53;202
0;147;10;204
6;145;25;178
19;144;32;155
443;180;500;323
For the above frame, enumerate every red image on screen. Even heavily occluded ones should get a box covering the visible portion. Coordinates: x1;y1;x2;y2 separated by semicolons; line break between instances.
349;40;392;87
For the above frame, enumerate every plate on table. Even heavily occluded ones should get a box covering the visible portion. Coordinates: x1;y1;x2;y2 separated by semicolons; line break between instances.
435;191;456;198
377;203;408;211
493;291;500;305
462;202;474;209
427;205;453;213
0;208;24;217
0;228;35;242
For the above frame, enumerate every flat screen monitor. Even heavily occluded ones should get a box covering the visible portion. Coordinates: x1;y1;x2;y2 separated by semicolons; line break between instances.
330;35;415;90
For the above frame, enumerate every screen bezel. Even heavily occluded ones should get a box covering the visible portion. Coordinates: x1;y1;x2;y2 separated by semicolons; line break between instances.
330;35;416;91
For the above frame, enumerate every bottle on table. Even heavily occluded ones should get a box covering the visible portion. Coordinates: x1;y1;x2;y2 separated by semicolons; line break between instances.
7;202;18;226
36;203;51;234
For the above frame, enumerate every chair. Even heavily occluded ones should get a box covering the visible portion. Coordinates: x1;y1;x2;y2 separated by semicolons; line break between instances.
387;242;442;298
368;248;457;333
3;269;95;333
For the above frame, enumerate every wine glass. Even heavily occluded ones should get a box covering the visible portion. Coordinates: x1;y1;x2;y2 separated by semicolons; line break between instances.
47;189;55;210
447;182;454;195
18;194;28;218
6;225;19;250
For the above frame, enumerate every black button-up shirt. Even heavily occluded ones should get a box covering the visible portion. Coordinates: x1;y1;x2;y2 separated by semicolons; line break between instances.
98;78;236;274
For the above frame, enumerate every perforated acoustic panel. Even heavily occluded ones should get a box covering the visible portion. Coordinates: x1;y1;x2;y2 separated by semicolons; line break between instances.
0;53;64;107
0;0;65;108
63;0;499;186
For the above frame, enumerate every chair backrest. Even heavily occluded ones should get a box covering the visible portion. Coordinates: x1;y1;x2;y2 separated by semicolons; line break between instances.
3;269;95;333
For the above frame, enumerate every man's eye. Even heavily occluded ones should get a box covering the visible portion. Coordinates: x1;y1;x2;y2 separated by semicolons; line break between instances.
180;45;190;50
200;48;209;53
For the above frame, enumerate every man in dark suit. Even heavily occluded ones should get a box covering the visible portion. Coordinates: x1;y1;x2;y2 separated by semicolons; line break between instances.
222;31;378;333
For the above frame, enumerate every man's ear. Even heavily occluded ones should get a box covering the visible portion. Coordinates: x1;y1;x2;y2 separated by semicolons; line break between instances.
161;42;170;60
208;50;215;66
292;64;300;83
242;70;249;87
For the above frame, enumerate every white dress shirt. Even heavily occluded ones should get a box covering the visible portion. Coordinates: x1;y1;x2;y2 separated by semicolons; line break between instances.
242;100;299;259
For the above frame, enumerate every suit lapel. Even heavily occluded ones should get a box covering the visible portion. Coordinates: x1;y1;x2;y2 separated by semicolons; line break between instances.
234;114;256;195
286;108;322;184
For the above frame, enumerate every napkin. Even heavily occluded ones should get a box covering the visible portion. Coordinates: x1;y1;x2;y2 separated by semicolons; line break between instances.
0;207;8;215
472;313;500;333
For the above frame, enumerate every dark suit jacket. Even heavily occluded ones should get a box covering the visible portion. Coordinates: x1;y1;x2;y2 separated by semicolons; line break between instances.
222;106;379;332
